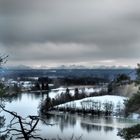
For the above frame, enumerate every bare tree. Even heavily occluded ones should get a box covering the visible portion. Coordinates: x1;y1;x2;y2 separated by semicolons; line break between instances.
0;54;8;67
0;105;54;140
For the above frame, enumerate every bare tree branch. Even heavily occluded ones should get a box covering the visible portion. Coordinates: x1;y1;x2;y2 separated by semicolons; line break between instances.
0;105;46;140
0;54;8;66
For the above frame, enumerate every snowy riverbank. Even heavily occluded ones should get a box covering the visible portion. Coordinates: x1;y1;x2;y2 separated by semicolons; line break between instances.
55;95;127;114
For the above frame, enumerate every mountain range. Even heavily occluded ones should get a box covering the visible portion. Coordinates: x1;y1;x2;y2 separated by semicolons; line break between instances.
4;64;132;70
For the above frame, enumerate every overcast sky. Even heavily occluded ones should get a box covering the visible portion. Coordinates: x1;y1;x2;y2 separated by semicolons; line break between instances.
0;0;140;68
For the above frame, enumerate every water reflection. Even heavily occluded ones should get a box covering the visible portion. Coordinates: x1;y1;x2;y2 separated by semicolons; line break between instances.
2;92;139;140
2;93;22;103
40;113;116;134
40;113;76;132
30;91;49;100
81;123;102;132
4;91;49;103
103;126;114;133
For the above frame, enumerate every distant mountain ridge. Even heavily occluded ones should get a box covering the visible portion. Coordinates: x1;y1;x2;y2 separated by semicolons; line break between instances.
4;64;132;70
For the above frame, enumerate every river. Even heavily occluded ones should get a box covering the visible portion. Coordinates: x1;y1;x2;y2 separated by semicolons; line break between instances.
1;92;139;140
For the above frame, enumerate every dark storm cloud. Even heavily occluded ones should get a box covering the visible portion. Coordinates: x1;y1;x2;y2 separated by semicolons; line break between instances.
0;43;99;62
0;0;140;66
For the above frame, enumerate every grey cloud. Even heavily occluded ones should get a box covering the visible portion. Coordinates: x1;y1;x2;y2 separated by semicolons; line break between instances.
1;41;139;64
1;43;99;61
0;0;140;66
0;0;140;44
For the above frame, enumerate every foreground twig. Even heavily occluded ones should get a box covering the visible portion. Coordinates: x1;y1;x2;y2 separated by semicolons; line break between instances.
0;105;53;140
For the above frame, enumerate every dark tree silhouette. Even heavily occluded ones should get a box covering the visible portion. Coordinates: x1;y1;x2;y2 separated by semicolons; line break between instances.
118;64;140;140
0;105;53;140
118;124;140;140
74;88;79;99
116;74;130;83
124;64;140;115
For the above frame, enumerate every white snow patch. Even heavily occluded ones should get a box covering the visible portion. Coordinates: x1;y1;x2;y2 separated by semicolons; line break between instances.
56;95;127;113
128;113;140;120
49;86;107;99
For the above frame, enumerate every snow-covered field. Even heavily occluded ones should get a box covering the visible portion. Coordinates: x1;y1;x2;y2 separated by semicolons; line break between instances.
49;86;107;99
56;95;127;113
49;87;127;114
